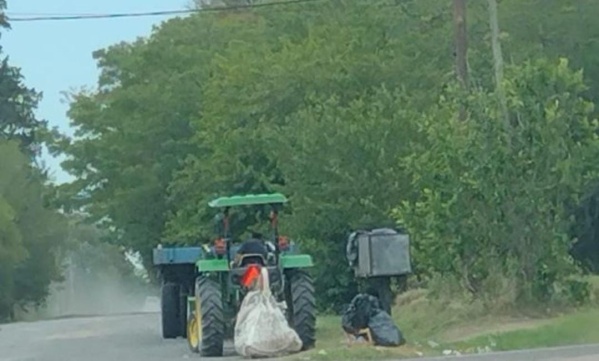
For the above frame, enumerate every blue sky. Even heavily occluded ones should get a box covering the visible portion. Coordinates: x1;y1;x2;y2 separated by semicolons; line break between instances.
3;0;187;184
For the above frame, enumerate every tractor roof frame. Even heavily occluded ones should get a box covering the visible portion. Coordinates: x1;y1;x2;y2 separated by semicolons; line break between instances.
210;193;288;257
208;193;288;208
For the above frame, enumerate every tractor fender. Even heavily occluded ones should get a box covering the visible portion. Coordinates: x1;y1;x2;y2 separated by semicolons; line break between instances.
280;254;313;269
196;259;229;272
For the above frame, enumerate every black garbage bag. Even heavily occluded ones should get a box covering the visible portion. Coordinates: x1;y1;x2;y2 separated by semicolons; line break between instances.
341;304;359;335
368;309;405;346
341;293;381;335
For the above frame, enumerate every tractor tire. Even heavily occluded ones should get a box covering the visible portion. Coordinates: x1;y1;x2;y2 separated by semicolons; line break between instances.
161;282;181;339
196;277;225;357
179;287;188;339
286;270;316;350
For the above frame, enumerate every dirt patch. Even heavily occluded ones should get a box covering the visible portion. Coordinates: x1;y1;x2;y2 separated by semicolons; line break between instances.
440;317;554;342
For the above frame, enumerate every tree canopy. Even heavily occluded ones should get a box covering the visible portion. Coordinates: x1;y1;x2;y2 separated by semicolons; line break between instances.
0;0;104;320
0;21;68;316
0;140;69;320
49;0;599;309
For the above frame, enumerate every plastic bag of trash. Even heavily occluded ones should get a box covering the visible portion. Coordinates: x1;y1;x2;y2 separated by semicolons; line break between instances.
368;309;405;347
234;267;303;358
341;293;405;347
341;293;380;334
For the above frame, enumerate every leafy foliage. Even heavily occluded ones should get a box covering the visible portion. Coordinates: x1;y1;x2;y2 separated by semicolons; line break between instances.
0;55;45;157
47;0;599;309
0;0;8;30
395;58;599;304
0;141;68;320
0;0;44;158
0;8;82;318
0;1;145;321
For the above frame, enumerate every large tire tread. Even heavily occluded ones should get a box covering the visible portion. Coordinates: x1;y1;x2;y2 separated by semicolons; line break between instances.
197;277;225;357
180;287;188;338
287;270;317;350
161;282;181;339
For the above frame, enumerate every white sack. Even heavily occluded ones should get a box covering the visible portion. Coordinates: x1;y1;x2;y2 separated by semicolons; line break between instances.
234;268;303;358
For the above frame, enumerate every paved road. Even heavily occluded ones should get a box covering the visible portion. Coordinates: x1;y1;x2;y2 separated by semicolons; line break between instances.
1;313;599;361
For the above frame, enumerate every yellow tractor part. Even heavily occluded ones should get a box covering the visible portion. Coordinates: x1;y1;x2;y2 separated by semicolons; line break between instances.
187;293;202;353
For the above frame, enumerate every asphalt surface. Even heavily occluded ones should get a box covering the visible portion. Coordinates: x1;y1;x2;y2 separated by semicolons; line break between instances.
1;313;599;361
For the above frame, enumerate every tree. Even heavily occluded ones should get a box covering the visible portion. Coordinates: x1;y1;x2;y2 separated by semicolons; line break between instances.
0;1;47;158
0;0;8;29
268;87;421;307
48;0;599;310
0;57;46;155
0;141;68;320
166;0;453;241
0;60;46;158
0;2;70;318
48;15;216;266
0;144;27;317
164;1;453;307
492;0;599;273
395;58;599;305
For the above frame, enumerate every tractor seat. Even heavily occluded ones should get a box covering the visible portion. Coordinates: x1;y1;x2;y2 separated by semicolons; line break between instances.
233;253;267;268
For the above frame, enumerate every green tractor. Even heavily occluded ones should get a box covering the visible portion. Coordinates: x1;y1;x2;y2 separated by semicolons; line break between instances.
153;193;316;356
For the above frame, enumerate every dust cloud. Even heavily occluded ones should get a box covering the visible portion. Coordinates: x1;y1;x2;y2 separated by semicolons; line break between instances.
15;260;160;321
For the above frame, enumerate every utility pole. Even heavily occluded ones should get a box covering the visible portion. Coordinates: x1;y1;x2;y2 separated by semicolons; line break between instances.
68;255;75;315
453;0;468;90
487;0;510;135
453;0;468;121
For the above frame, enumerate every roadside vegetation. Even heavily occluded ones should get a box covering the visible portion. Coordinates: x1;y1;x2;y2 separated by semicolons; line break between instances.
0;1;149;322
3;0;599;357
296;276;599;359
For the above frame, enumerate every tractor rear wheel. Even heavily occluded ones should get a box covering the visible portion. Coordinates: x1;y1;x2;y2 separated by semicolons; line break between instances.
161;282;181;339
196;276;225;357
285;270;316;350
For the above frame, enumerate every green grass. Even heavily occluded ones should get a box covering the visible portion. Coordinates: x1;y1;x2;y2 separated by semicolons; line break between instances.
285;289;477;360
285;315;431;361
286;307;599;361
284;277;599;360
450;308;599;353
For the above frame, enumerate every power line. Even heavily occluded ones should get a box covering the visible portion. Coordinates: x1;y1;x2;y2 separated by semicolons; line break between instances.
6;0;325;22
8;9;193;22
8;12;100;16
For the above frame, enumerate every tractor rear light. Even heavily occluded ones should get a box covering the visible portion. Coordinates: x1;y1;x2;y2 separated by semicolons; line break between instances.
241;264;261;288
214;238;226;255
278;236;289;251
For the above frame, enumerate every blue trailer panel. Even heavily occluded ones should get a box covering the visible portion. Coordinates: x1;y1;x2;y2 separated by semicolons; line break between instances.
153;246;204;265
